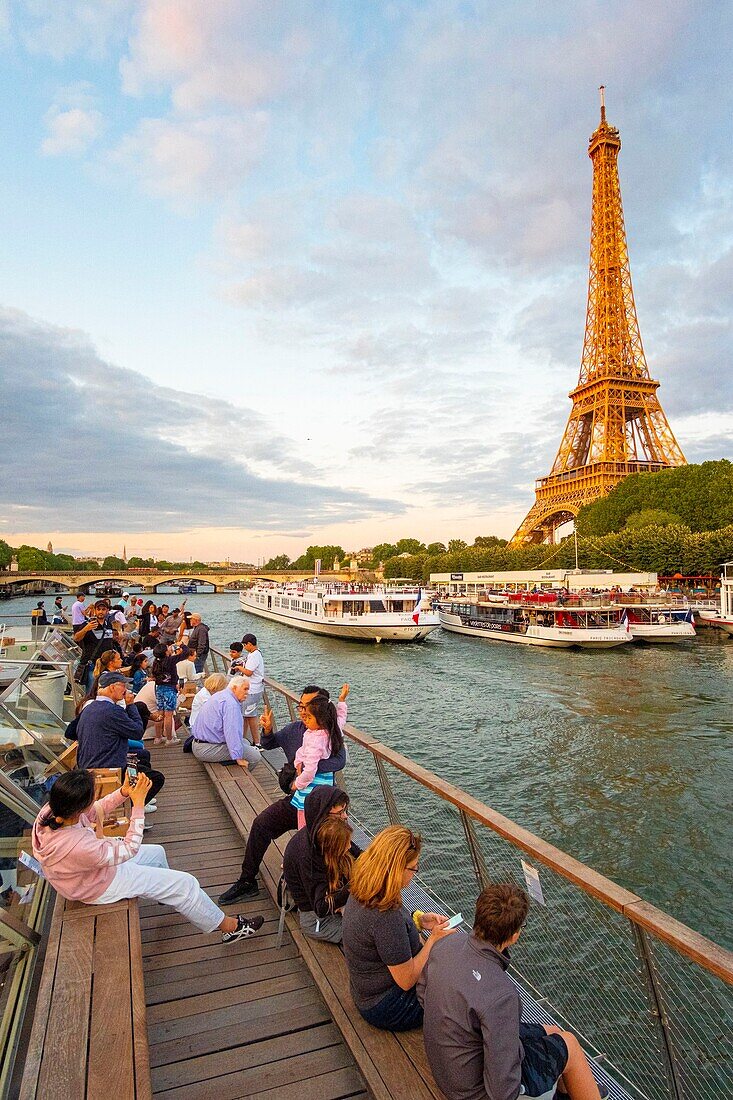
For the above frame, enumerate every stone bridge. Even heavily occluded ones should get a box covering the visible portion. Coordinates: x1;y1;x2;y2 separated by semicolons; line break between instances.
0;570;356;594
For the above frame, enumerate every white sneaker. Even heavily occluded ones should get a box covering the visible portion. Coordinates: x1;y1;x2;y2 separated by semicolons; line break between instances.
145;800;158;813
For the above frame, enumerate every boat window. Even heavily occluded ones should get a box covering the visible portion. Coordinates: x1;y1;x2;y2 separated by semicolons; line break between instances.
391;600;404;612
369;600;386;612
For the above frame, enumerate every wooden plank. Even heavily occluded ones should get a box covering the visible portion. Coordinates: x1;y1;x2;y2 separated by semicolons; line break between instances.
36;912;94;1099
155;1039;355;1100
18;894;65;1100
88;908;135;1100
149;989;329;1069
145;955;305;1005
129;901;153;1100
252;1068;373;1100
144;940;298;985
145;969;311;1026
152;1021;341;1091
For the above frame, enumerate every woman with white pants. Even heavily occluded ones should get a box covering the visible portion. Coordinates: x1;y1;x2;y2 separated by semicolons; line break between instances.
32;768;263;943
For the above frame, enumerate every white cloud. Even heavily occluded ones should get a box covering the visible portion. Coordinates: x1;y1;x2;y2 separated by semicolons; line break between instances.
19;0;132;61
42;105;104;156
112;113;269;199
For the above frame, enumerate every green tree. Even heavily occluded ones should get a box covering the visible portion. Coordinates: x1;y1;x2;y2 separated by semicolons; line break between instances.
473;535;507;548
262;554;291;570
447;539;468;553
625;509;683;530
17;545;51;570
577;460;733;535
395;538;425;556
370;543;398;565
291;545;346;569
0;540;12;570
128;556;155;568
426;542;447;555
102;555;128;571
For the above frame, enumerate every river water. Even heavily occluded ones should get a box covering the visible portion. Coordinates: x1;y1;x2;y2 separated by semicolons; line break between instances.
4;590;731;948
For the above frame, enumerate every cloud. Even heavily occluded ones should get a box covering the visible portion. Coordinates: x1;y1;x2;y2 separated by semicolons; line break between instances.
0;306;403;534
18;0;132;61
42;106;104;156
112;113;268;199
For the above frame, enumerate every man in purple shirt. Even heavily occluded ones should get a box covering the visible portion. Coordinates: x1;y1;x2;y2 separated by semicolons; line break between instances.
191;677;261;767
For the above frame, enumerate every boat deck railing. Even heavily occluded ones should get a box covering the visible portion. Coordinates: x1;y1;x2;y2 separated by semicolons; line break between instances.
208;646;733;1100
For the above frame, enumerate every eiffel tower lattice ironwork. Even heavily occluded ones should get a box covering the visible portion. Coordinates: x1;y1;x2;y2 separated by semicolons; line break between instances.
511;89;685;545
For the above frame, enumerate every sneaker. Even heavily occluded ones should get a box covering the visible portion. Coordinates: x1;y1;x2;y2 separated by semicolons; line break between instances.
165;736;181;746
219;877;259;904
152;738;164;746
222;914;264;943
143;823;154;832
144;800;158;813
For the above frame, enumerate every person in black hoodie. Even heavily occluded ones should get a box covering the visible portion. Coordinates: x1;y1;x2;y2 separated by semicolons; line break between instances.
282;786;358;943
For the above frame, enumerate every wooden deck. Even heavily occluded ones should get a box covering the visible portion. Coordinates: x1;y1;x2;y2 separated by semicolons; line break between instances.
142;747;368;1100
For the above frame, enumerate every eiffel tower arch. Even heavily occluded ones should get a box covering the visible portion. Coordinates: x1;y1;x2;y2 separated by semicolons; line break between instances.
511;90;685;545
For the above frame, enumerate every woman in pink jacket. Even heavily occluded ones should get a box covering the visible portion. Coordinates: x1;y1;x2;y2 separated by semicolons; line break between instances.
32;769;263;943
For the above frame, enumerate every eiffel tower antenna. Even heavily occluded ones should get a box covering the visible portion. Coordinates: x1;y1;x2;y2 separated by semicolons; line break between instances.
510;91;685;545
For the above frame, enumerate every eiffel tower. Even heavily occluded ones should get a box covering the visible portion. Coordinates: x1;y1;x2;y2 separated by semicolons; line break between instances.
511;89;685;545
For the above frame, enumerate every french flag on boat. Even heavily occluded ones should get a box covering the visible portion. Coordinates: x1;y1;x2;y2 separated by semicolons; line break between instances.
621;610;631;634
412;589;422;625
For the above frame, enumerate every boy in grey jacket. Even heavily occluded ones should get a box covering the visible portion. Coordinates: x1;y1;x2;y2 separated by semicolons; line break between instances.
417;884;603;1100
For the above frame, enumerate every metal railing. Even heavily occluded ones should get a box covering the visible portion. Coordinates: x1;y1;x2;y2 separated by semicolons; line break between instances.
204;645;733;1100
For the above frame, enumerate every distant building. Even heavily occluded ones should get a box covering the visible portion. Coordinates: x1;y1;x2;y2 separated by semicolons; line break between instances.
47;541;53;554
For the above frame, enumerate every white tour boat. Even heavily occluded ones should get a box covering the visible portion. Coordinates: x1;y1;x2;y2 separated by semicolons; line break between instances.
618;602;696;643
239;582;440;642
439;597;632;649
697;562;733;635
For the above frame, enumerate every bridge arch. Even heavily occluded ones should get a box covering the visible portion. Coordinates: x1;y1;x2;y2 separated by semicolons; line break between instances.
151;577;218;593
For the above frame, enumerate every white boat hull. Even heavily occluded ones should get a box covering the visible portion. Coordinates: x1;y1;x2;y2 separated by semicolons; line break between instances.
439;612;631;649
239;593;439;642
628;622;696;643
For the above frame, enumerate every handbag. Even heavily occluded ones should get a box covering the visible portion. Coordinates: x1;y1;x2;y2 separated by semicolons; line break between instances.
277;762;296;794
74;660;90;685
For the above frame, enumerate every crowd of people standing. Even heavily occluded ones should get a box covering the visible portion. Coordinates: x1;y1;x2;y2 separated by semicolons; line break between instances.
29;589;604;1100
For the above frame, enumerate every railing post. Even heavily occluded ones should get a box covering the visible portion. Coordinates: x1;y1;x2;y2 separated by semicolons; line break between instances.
630;921;685;1100
285;696;297;722
459;809;491;890
373;756;400;825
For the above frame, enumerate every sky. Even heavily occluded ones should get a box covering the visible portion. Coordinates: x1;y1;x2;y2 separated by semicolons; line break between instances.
1;1;731;562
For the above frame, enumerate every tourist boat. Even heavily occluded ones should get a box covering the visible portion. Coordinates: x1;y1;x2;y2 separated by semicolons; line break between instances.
439;597;632;648
239;582;440;641
177;583;197;594
697;561;733;635
616;603;696;642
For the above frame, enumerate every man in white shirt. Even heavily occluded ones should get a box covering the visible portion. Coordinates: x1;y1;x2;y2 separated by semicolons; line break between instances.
241;633;264;745
71;592;87;628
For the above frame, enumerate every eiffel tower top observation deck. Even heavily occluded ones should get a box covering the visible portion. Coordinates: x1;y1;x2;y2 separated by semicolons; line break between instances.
511;89;685;545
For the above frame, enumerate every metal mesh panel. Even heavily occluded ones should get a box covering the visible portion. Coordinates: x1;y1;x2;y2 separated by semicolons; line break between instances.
649;936;733;1097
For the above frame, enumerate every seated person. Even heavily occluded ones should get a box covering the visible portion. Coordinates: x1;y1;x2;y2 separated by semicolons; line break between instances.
190;676;261;767
342;825;453;1031
418;883;603;1100
282;787;358;943
32;769;263;944
176;645;201;684
76;672;165;808
218;685;347;905
189;672;228;726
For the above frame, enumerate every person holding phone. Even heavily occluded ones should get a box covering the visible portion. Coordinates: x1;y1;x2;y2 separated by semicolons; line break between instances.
32;769;264;944
342;825;455;1031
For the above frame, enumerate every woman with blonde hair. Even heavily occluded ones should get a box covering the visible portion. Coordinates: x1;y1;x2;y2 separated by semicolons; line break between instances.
342;825;454;1030
189;672;228;727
